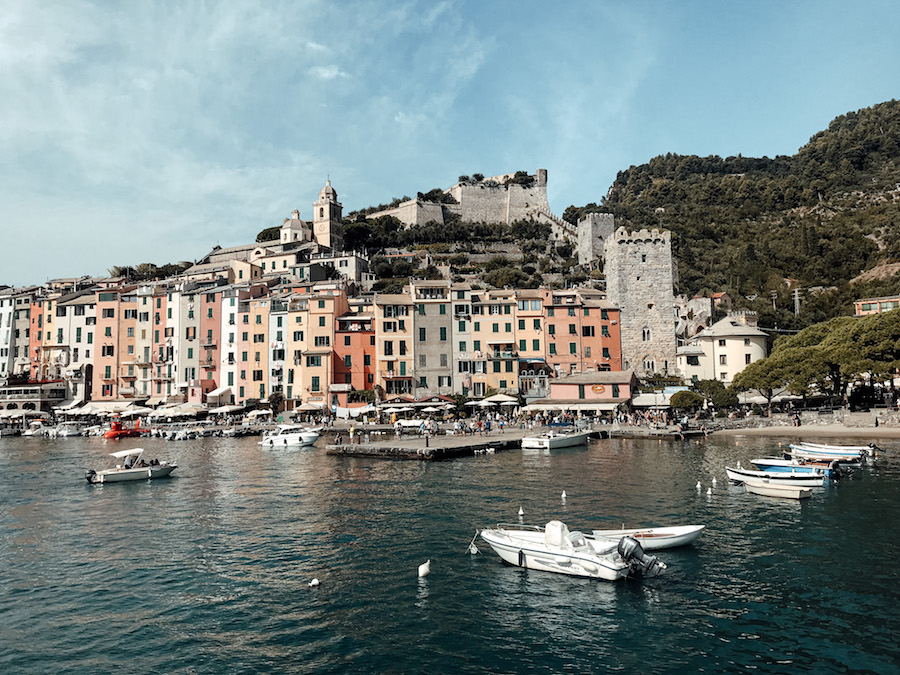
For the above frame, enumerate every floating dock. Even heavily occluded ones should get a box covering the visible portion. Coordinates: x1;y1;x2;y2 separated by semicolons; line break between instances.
325;428;607;460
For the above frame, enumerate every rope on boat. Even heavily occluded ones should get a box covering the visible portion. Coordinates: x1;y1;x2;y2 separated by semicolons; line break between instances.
466;530;480;555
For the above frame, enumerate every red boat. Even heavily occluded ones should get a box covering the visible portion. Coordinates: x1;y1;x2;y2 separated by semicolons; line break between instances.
103;416;149;439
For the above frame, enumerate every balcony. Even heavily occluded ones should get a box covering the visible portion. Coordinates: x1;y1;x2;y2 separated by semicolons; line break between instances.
489;350;518;360
201;338;217;347
202;359;217;370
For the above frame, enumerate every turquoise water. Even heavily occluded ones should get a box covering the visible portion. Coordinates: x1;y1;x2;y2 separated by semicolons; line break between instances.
1;434;898;673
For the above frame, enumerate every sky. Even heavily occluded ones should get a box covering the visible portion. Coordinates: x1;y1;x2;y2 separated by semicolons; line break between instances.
2;0;900;287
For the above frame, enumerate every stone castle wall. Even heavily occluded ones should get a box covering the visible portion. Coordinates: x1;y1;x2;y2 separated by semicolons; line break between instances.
369;169;566;231
603;227;675;378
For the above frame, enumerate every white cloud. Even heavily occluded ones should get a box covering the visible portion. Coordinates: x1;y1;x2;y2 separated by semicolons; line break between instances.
310;65;349;81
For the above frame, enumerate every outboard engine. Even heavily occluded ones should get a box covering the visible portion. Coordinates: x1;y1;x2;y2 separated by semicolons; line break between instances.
617;536;667;577
85;469;97;484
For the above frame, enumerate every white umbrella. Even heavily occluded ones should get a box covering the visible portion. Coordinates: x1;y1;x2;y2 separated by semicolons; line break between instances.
421;406;441;413
499;401;519;406
121;407;153;417
247;409;273;418
483;393;518;403
478;400;496;407
465;401;483;407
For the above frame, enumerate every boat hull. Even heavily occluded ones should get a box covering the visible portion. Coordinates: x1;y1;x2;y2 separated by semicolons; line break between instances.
726;466;825;487
87;464;176;484
520;430;592;450
258;432;319;447
744;481;812;500
591;525;704;550
480;529;628;581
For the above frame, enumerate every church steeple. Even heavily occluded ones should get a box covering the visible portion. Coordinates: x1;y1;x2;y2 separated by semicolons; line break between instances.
313;179;343;250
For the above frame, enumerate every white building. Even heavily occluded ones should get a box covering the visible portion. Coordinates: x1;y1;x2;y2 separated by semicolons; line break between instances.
676;315;768;386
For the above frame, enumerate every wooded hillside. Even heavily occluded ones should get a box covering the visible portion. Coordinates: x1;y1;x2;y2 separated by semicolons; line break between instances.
576;100;900;329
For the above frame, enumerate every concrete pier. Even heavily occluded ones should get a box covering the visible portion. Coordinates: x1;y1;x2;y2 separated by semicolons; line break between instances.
325;427;608;460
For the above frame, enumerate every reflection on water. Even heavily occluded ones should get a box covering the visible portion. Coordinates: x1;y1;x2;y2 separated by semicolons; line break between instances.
0;433;898;673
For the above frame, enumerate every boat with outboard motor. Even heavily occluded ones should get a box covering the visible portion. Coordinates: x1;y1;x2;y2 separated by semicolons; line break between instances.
725;465;825;487
789;441;878;462
85;448;176;484
258;424;321;447
590;524;704;550
479;520;666;581
520;428;593;450
750;457;841;478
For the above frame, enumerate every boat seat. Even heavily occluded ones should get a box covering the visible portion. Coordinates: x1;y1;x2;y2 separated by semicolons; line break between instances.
566;531;589;550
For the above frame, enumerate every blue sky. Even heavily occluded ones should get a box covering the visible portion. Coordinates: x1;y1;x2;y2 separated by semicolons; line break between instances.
2;0;899;287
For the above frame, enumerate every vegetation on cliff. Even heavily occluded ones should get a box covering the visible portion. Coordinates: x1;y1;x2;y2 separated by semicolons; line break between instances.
572;100;900;328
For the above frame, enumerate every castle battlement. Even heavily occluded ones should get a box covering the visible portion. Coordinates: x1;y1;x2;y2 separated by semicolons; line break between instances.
611;227;671;244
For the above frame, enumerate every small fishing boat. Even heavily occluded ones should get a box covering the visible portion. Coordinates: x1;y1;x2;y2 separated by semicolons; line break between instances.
789;442;877;462
725;466;825;487
479;520;666;581
85;449;177;484
591;524;704;550
750;457;840;478
258;424;321;447
744;480;812;500
520;428;592;450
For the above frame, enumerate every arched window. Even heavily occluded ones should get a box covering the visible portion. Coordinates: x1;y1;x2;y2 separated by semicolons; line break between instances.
642;327;651;341
320;207;324;218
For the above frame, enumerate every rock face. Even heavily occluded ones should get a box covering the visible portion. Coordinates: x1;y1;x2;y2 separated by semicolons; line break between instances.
603;227;676;378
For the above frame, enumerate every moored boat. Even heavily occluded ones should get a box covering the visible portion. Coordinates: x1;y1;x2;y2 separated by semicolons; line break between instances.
789;441;877;462
591;524;704;550
85;449;176;484
258;424;321;447
750;457;840;478
480;520;666;581
725;465;825;487
520;428;592;450
744;480;812;500
102;415;149;440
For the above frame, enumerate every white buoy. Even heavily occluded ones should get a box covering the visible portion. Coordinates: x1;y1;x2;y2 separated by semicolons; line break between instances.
696;481;702;490
518;506;524;517
561;490;567;501
418;560;431;578
706;487;712;495
308;578;320;588
712;477;717;486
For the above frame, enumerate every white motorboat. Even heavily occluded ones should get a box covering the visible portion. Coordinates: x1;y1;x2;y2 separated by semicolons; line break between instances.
591;524;705;550
479;520;666;581
49;421;86;438
744;480;812;500
21;420;51;436
725;466;825;487
258;424;321;447
85;449;177;484
789;442;877;462
520;428;592;450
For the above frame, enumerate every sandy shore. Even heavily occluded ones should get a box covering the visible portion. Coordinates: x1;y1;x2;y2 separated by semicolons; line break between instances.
713;423;900;440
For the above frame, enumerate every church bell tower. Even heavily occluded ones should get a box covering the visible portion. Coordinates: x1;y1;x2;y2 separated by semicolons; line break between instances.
313;179;344;251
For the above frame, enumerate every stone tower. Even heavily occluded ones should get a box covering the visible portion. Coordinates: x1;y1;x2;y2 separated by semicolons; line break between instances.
313;179;344;251
603;227;675;378
576;212;615;266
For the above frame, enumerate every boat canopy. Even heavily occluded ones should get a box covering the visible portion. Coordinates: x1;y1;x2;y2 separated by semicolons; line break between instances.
544;520;570;547
109;448;144;459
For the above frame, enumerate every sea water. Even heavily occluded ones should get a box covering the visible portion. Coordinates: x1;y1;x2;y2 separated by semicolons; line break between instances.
0;434;898;673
